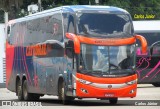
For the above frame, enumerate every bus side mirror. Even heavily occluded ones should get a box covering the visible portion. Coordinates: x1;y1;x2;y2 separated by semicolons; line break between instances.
135;35;148;54
65;47;74;58
66;33;80;54
65;41;75;58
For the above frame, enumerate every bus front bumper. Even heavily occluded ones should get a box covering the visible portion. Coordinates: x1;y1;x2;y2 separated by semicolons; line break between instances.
75;73;137;98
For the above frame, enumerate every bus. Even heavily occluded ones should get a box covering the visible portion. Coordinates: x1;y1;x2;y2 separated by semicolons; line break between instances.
133;20;160;87
6;5;147;104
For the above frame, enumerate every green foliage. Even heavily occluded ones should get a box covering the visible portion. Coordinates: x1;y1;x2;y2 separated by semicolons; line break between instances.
0;0;160;20
103;0;160;20
0;10;4;23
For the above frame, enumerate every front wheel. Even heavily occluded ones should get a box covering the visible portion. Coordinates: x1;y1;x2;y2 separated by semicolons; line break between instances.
58;82;74;105
109;98;118;104
152;83;160;87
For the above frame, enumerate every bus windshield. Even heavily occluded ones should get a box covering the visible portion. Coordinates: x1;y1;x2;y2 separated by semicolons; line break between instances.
78;44;135;77
77;13;133;38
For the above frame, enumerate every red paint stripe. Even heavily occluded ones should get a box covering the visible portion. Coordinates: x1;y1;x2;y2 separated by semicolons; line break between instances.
6;41;15;87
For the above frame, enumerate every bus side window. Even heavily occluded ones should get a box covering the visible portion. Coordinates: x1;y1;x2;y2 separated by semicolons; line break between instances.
7;26;10;35
7;25;11;44
65;41;75;69
65;41;74;58
67;15;75;33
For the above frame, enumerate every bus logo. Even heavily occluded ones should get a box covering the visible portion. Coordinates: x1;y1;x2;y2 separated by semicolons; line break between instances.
108;85;112;89
26;44;47;56
95;40;115;44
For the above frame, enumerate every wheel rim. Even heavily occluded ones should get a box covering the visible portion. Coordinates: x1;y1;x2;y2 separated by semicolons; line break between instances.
62;87;64;100
17;83;21;96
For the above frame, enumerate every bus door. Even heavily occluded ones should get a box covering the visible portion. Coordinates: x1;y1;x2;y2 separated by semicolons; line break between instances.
65;41;75;90
64;13;77;92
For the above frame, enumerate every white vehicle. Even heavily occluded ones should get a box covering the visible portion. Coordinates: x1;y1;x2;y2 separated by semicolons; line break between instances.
133;20;160;87
0;23;6;88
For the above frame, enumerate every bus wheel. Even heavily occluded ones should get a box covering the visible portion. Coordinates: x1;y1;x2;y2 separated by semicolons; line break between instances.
109;98;118;104
152;83;160;87
58;82;73;105
23;80;32;101
16;80;24;100
32;94;40;101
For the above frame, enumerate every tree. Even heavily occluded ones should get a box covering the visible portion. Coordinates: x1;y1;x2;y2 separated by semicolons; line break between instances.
0;0;160;20
0;10;4;23
0;0;23;20
129;0;160;20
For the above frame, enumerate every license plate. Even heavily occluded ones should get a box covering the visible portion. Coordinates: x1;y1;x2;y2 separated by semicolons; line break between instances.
105;93;115;97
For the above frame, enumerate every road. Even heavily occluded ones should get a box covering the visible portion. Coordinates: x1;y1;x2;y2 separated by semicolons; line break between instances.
0;84;160;109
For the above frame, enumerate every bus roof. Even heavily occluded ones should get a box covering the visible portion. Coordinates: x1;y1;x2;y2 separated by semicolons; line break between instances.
8;5;129;25
63;5;128;13
133;20;160;33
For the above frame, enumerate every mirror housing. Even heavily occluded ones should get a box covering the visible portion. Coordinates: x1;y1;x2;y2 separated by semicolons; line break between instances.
66;33;80;54
135;35;148;54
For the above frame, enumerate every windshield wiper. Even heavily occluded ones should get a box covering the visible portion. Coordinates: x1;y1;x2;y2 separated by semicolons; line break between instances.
81;69;103;74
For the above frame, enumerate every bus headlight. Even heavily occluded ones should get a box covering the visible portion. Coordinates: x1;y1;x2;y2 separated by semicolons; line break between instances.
126;79;137;85
79;79;92;85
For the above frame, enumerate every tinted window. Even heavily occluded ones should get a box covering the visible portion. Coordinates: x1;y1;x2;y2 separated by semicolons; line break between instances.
77;13;133;38
63;13;75;34
25;13;63;45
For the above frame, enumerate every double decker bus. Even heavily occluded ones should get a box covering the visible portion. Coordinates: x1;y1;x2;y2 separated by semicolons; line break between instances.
133;20;160;87
6;5;147;104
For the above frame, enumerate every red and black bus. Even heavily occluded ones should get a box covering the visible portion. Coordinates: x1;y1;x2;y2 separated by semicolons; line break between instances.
6;5;147;104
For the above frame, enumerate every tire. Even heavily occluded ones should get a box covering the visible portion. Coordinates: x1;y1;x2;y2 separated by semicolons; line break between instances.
32;94;40;101
152;83;160;87
16;80;24;100
58;82;74;105
23;80;32;101
109;98;118;104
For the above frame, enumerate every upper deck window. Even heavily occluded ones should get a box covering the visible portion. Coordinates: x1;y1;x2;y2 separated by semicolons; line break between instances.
77;13;134;38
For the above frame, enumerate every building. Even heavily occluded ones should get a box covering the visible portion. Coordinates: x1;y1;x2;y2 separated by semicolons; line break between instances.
0;23;6;88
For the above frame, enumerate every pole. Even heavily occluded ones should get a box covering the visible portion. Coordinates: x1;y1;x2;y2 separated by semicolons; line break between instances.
4;12;8;38
38;0;42;12
95;0;99;5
